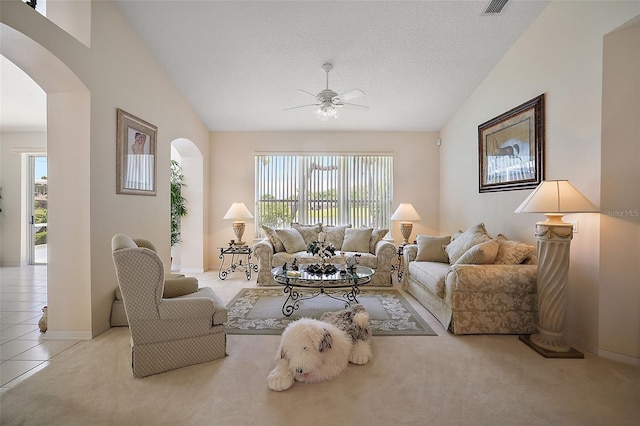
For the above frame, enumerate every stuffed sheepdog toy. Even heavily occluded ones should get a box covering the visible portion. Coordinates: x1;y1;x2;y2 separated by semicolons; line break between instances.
267;304;372;391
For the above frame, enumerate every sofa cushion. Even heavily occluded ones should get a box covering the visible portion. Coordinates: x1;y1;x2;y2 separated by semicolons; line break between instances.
342;228;373;252
455;239;499;264
445;223;491;265
322;225;350;250
291;223;322;245
494;234;536;265
276;228;307;253
416;235;451;262
408;261;451;298
369;229;389;254
262;225;285;253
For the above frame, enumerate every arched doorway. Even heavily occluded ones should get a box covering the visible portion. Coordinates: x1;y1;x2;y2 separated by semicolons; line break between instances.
1;22;92;338
171;138;204;273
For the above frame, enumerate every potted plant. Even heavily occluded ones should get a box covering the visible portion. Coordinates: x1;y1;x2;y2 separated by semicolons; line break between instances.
170;160;187;247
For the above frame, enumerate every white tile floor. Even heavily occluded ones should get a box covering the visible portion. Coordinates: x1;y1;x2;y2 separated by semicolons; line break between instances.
0;266;80;393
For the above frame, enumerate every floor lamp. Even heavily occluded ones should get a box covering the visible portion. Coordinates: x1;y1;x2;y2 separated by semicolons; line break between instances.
515;180;597;358
223;202;254;246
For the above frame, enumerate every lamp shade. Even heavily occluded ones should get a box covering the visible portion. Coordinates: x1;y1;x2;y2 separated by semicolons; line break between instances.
223;202;254;220
390;203;421;221
514;180;598;214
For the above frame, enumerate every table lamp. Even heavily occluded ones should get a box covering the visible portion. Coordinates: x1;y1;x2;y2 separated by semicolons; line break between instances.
514;180;598;358
223;202;254;246
390;203;421;246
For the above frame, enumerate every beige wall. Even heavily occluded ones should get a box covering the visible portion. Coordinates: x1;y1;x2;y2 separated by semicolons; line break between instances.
600;20;640;360
209;131;439;270
0;0;210;338
440;1;639;360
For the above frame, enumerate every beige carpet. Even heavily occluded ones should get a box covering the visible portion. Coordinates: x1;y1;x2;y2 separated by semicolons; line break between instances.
225;288;436;335
1;273;638;425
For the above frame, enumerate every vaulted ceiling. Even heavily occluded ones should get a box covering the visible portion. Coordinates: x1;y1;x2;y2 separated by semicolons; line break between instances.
1;1;549;132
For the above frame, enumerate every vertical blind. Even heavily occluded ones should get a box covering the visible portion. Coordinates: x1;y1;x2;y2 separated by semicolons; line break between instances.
255;154;393;236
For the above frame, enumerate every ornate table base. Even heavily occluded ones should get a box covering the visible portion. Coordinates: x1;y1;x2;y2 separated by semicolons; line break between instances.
219;246;258;280
281;284;360;317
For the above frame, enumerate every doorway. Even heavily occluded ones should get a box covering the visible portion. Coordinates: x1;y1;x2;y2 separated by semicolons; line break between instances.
28;155;48;264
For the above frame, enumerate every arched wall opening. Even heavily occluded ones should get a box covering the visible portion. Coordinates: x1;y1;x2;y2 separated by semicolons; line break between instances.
171;138;204;273
1;22;92;338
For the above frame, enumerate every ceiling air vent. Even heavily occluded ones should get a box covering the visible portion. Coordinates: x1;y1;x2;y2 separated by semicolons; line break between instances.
483;0;509;15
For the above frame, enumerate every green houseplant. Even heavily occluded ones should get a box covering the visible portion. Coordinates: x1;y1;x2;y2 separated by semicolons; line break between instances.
170;160;187;247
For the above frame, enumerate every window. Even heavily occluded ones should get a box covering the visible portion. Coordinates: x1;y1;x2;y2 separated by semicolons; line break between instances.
255;154;393;236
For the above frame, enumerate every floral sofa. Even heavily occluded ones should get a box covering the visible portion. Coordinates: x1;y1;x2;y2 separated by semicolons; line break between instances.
401;223;538;335
254;223;396;286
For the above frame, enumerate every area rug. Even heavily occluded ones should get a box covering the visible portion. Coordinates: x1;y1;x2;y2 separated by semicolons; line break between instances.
225;287;437;336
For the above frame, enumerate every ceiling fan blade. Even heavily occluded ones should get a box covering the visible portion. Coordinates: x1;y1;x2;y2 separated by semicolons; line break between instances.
283;104;319;111
342;102;370;109
296;89;320;99
337;89;365;101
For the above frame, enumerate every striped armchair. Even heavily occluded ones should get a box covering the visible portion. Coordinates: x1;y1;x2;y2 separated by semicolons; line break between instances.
111;234;227;378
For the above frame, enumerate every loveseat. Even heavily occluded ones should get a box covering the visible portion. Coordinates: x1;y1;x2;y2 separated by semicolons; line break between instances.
254;223;396;286
401;223;538;335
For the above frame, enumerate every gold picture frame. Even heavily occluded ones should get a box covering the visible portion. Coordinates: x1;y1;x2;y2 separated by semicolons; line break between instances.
116;108;157;196
478;94;545;193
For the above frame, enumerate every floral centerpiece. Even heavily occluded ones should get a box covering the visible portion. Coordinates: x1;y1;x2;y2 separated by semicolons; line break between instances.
305;232;337;274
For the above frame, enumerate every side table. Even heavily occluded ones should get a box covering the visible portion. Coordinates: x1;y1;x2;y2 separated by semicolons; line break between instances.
391;245;405;283
218;245;257;280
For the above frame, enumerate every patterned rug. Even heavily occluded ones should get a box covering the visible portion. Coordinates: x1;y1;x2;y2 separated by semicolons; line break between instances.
225;287;437;336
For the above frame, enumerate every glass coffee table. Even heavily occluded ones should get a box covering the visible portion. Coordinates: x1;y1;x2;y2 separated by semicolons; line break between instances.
271;264;375;317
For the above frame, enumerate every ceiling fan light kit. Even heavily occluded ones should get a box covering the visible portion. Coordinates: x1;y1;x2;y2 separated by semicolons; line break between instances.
286;63;369;121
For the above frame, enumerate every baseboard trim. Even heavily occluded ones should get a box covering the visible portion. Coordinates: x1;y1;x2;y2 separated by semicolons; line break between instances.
45;330;93;340
598;349;640;366
179;268;205;274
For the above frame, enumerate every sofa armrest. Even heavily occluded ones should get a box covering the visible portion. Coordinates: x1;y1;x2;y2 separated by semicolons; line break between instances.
254;238;275;268
403;244;418;263
163;276;199;298
447;264;537;294
374;240;396;272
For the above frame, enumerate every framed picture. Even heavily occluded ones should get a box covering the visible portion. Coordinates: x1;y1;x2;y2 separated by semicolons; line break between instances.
116;108;157;196
478;94;545;193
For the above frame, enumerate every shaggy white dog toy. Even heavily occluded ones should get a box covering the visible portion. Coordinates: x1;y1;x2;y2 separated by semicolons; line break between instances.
267;304;372;391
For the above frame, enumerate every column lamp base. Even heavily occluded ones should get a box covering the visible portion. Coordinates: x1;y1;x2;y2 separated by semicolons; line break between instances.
519;335;584;359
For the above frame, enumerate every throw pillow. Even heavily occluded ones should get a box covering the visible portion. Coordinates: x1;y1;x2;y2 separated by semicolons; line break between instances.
276;228;307;253
444;223;491;265
291;222;322;245
342;228;373;253
369;229;389;253
322;225;351;250
416;235;451;263
455;239;499;265
494;234;536;265
262;225;285;253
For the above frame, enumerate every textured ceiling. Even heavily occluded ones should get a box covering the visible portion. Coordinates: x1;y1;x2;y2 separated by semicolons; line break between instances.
115;0;548;131
1;1;549;132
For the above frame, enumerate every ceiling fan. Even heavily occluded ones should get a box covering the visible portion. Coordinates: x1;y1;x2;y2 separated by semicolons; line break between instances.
284;63;369;121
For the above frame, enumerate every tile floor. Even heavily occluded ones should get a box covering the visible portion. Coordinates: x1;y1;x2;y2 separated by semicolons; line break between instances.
0;266;80;393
